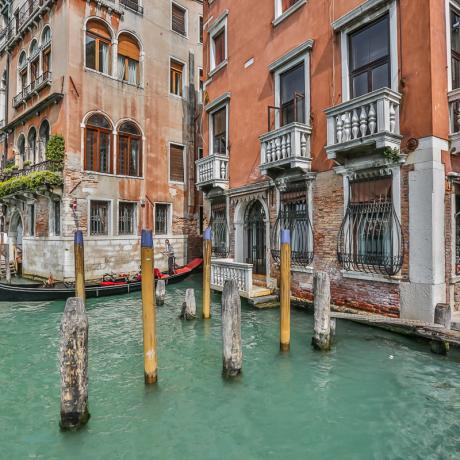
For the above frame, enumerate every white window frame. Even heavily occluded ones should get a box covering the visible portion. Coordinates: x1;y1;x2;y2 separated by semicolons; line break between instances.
208;10;228;76
198;15;203;44
117;200;138;236
208;100;229;157
273;0;307;27
171;1;188;38
169;56;187;99
88;199;112;237
154;202;172;236
334;0;398;102
168;141;186;184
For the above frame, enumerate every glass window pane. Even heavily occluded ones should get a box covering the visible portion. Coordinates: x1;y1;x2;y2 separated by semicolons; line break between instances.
130;139;140;176
86;129;96;170
99;41;109;74
372;63;389;91
352;73;368;98
118;136;128;175
99;132;111;173
213;107;226;154
85;35;96;70
280;64;305;105
452;10;460;53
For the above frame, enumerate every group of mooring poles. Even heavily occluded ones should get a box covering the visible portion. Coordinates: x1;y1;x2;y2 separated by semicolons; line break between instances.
58;226;242;431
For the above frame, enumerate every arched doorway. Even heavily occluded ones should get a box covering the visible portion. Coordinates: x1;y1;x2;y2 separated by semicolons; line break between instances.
245;201;266;275
8;211;23;275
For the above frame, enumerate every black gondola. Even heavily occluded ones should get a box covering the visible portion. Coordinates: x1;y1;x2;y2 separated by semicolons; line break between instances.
0;258;203;302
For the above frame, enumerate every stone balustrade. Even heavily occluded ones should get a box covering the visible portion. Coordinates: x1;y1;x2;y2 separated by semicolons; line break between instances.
196;154;229;191
259;122;312;176
325;88;402;159
211;259;253;297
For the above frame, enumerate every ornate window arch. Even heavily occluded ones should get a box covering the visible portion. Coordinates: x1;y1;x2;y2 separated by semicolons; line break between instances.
117;32;141;85
18;51;27;91
84;113;113;173
39;119;50;162
41;26;52;74
29;39;40;85
85;19;112;75
117;121;142;176
17;134;26;160
27;127;37;164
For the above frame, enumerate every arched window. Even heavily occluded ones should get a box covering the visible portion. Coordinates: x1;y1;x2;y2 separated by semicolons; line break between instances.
118;121;142;177
85;114;113;173
39;120;50;162
18;51;27;91
85;20;112;75
41;26;51;74
17;134;25;160
117;33;140;85
27;128;37;164
29;40;39;85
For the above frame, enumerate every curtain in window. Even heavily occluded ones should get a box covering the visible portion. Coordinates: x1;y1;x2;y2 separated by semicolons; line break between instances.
130;138;140;175
118;55;125;80
100;41;109;74
128;59;138;85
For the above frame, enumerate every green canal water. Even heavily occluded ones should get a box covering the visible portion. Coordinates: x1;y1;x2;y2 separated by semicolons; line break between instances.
1;274;460;459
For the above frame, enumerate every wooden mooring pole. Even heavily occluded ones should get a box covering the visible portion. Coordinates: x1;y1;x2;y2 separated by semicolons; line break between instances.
180;288;197;320
59;297;90;430
141;229;157;384
430;303;451;355
222;279;242;377
74;230;86;302
312;272;332;351
202;227;212;320
280;229;291;352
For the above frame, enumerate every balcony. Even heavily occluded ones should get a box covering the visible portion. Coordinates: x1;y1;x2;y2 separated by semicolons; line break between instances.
0;159;56;182
259;122;312;177
325;88;402;160
196;154;229;192
13;72;52;108
120;0;144;14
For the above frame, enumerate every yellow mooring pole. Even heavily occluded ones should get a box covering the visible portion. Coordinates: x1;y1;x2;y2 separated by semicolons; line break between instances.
280;229;291;352
74;230;86;302
202;227;212;319
141;229;158;384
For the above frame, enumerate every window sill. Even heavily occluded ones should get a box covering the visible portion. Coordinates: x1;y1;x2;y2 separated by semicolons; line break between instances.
169;181;185;186
208;59;228;78
272;0;307;27
169;92;185;100
171;29;188;40
85;67;144;89
292;266;313;274
83;170;144;180
341;270;401;284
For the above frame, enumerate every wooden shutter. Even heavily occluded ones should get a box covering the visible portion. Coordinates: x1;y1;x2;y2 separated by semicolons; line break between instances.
87;19;111;39
170;144;184;182
172;4;186;36
118;35;140;60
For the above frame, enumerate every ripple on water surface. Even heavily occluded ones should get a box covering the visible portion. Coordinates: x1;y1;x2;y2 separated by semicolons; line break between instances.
0;274;459;460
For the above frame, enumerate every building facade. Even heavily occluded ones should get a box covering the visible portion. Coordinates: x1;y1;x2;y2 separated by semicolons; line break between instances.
199;0;460;321
0;0;203;280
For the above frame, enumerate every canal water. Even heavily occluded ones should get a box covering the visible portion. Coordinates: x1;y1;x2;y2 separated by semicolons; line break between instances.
1;274;459;459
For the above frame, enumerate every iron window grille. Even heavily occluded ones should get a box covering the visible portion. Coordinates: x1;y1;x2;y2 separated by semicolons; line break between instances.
54;201;60;236
455;196;460;275
119;202;136;235
155;204;169;235
90;201;109;236
210;202;229;258
271;187;313;267
337;175;403;276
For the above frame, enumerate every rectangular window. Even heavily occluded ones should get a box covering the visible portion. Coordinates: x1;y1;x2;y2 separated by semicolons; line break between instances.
213;30;226;67
54;201;60;236
279;63;305;126
172;3;187;36
452;9;460;90
349;15;390;98
199;16;203;43
30;59;39;86
169;144;185;182
155;203;170;235
198;147;203;159
30;204;35;236
212;107;227;155
170;59;184;97
118;202;136;235
90;201;110;236
43;48;51;73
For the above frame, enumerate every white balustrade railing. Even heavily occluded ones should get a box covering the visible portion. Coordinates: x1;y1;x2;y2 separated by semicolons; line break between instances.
259;122;311;171
326;88;401;155
196;154;229;189
211;259;253;297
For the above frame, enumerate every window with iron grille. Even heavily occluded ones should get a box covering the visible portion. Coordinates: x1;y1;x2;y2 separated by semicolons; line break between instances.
155;203;170;235
54;201;60;236
119;202;136;235
271;186;313;267
90;201;110;236
172;3;186;36
337;175;403;276
169;144;184;182
211;202;228;257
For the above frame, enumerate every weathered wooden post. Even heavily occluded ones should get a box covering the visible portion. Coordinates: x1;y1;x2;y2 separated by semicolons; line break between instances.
180;288;196;320
202;227;212;320
74;230;86;302
430;303;451;355
312;271;332;351
141;229;158;384
222;279;242;377
279;229;291;352
59;297;90;430
156;279;166;306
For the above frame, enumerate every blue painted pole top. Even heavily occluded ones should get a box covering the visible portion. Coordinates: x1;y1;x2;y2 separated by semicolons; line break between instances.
74;230;84;245
281;229;291;245
141;229;154;248
204;227;212;241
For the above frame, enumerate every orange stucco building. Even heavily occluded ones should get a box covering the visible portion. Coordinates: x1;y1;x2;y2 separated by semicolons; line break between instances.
0;0;203;280
198;0;460;321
